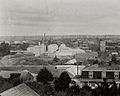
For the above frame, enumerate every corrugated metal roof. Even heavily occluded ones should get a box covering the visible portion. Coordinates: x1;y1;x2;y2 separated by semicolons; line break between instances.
0;83;40;96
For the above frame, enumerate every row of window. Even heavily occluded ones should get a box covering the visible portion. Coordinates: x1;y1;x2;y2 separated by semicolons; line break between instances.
81;71;120;79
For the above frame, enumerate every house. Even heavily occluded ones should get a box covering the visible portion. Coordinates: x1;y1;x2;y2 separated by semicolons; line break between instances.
0;83;40;96
75;52;98;63
20;70;34;82
81;64;120;83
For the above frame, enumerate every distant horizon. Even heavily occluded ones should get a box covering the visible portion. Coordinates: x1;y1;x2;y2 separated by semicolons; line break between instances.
0;34;120;37
0;34;120;41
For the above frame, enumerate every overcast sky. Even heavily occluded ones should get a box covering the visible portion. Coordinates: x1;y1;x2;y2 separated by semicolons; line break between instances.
0;0;120;36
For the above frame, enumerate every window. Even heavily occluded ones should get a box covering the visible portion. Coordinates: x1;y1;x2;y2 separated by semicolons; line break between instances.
114;72;119;79
89;71;93;79
81;71;89;78
93;71;101;79
106;72;114;79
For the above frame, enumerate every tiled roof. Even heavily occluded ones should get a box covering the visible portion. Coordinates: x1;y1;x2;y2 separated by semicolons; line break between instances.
0;83;40;96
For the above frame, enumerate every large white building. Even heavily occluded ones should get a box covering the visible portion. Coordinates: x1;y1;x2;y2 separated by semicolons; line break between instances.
27;44;46;56
55;44;86;57
48;44;58;53
27;43;86;57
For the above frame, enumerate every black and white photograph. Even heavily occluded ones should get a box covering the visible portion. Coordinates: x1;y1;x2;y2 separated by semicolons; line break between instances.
0;0;120;96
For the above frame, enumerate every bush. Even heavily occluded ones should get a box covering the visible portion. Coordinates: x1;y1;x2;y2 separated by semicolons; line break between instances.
54;91;66;96
66;85;80;96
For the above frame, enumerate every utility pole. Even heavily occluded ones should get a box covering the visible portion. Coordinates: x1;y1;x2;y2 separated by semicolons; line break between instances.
77;62;79;75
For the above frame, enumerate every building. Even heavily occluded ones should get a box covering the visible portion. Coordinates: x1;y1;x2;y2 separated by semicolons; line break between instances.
0;83;40;96
55;44;86;57
66;65;85;77
65;59;77;65
48;44;58;53
27;44;46;56
75;52;98;64
20;70;34;82
81;64;120;83
100;40;106;52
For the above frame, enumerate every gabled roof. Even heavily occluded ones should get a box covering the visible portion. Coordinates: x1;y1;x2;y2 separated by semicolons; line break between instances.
66;65;85;77
0;83;40;96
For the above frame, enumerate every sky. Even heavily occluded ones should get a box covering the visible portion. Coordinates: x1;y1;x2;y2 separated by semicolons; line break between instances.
0;0;120;36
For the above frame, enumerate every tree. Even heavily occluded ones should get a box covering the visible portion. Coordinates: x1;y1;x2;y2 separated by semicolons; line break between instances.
20;43;29;50
66;85;80;96
9;73;22;86
26;81;53;96
54;71;71;91
53;56;60;62
37;68;53;84
111;54;117;64
0;42;10;56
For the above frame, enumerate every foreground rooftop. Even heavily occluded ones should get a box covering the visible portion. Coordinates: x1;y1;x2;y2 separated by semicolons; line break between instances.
0;83;40;96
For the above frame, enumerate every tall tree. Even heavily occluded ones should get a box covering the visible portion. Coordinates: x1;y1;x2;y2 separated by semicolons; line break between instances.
37;67;53;84
111;54;117;64
54;71;71;91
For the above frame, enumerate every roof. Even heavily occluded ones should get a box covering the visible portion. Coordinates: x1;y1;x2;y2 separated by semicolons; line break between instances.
83;64;120;71
20;70;34;79
65;59;77;64
75;52;98;60
0;83;40;96
66;65;85;77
